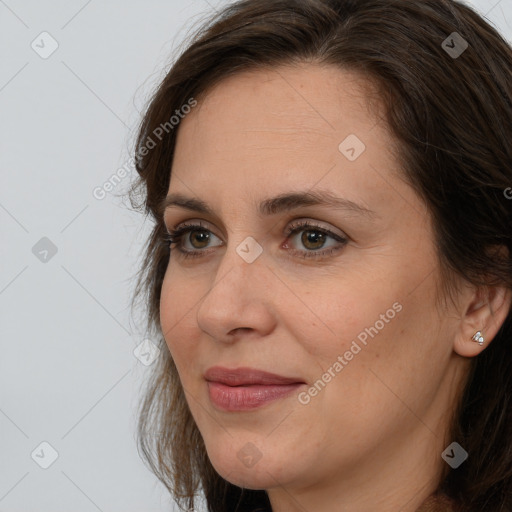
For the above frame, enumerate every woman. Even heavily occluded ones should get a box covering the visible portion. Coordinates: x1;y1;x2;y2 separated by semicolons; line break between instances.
128;0;512;510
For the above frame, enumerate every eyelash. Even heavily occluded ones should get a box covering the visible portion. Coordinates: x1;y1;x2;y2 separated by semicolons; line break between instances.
162;220;348;261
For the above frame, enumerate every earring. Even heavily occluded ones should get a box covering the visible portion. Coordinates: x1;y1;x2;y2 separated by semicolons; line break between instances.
472;331;484;346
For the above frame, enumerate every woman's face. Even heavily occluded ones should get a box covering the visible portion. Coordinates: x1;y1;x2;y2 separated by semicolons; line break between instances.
160;63;469;507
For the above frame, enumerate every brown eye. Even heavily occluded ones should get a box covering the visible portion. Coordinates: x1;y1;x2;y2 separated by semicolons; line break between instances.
188;230;211;249
284;220;348;260
164;222;222;258
301;230;327;250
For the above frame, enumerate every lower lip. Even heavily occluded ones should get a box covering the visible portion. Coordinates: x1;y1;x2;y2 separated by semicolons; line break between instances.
207;381;305;411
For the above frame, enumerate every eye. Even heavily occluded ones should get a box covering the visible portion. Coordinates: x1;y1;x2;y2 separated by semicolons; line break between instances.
283;220;348;259
162;219;348;260
163;221;222;259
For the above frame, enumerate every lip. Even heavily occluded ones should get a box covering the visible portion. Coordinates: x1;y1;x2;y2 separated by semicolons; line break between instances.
204;366;306;411
204;366;305;386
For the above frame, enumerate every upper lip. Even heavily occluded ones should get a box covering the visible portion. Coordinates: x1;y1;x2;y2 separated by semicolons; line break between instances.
204;366;305;386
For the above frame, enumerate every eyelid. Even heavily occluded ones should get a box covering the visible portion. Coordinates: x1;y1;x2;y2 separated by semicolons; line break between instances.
285;218;347;239
165;217;346;238
165;218;223;239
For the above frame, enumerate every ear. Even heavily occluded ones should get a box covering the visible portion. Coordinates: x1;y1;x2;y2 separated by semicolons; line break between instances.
454;283;512;357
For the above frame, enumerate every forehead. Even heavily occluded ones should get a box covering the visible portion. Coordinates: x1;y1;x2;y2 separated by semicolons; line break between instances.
179;63;383;144
168;62;411;219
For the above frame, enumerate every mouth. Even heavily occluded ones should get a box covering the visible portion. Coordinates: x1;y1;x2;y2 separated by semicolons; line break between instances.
204;366;306;411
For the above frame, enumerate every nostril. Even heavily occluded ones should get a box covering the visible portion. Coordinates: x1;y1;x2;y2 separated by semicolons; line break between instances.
229;327;252;335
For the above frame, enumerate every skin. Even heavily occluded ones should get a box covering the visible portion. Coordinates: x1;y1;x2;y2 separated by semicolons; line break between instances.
159;62;511;512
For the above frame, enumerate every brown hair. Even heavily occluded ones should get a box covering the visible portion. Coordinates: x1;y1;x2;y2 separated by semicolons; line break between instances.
128;1;512;510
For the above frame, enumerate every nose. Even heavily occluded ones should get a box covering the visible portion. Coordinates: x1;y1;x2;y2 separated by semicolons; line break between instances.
195;240;276;343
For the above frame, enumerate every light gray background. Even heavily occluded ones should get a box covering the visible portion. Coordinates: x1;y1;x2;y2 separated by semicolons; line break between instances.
0;1;510;511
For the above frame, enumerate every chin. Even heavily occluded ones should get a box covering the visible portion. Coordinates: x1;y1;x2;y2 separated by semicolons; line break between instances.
215;462;285;490
205;443;292;490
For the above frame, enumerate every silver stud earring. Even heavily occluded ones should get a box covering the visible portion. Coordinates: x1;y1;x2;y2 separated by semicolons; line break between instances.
472;331;484;346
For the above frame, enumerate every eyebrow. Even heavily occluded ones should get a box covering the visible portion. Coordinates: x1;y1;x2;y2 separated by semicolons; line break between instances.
160;190;377;220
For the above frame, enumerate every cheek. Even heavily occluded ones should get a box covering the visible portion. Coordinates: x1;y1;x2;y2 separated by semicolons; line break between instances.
159;270;176;343
293;275;420;411
312;274;445;423
292;279;393;362
159;268;200;369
